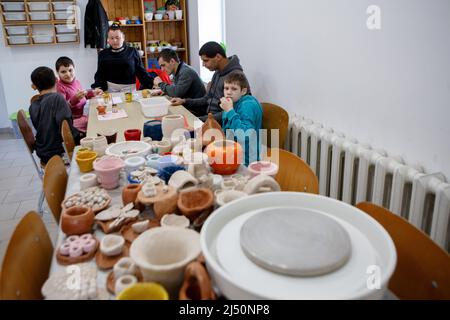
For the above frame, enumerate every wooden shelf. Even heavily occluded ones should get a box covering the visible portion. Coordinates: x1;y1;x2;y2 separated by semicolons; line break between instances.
119;24;144;27
101;0;189;68
1;1;80;47
145;19;184;23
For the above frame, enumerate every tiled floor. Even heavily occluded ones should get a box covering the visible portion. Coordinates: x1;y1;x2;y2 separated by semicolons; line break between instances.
0;137;58;265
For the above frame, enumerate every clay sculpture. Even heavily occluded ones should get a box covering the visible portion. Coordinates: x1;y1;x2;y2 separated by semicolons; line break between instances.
177;188;214;221
56;233;99;265
243;175;281;194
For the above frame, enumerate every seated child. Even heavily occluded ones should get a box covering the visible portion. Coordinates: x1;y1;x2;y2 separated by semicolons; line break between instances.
55;56;102;134
220;72;262;166
29;66;80;165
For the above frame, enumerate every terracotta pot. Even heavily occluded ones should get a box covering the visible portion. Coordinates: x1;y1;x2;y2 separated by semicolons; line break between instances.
177;188;214;221
124;129;141;141
201;113;224;146
122;184;142;206
205;140;243;175
179;261;216;300
97;104;106;115
61;206;95;236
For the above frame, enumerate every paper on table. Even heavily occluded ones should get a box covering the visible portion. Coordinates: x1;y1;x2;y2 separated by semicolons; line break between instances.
97;109;128;121
112;96;123;104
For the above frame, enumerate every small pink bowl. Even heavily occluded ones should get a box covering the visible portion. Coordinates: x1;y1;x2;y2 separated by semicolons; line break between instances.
248;161;279;177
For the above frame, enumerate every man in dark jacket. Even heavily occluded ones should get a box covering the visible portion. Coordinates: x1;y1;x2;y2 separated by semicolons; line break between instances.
84;0;109;48
171;41;249;122
154;49;206;116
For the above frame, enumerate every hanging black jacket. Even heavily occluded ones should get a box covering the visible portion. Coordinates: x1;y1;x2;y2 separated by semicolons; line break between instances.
84;0;109;49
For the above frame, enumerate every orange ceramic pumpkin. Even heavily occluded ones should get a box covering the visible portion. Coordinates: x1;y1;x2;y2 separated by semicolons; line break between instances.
205;140;243;175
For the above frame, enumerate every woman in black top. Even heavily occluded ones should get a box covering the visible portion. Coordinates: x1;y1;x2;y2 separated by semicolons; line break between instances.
91;24;155;92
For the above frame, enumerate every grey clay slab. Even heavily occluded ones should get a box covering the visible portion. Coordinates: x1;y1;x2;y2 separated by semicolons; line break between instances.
240;207;352;276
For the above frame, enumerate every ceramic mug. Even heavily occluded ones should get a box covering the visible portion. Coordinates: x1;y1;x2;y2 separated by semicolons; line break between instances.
124;129;141;141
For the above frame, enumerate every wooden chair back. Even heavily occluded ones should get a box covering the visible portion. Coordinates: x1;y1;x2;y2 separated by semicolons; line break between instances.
266;148;319;193
0;211;53;300
17;109;35;154
261;102;289;149
43;155;68;222
61;119;75;161
356;202;450;299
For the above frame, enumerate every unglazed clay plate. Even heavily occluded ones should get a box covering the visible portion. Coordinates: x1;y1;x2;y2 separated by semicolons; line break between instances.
215;206;378;299
240;207;352;276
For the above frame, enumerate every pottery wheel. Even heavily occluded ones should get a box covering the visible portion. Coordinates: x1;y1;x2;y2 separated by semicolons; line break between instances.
239;207;352;276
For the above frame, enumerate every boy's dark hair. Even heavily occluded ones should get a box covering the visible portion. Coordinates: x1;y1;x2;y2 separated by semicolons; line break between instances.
199;41;226;58
31;66;56;91
158;48;180;63
55;56;74;71
224;72;250;90
108;22;123;32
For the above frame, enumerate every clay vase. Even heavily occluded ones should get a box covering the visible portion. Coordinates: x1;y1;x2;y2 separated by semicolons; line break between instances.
201;113;224;146
161;114;184;140
61;206;95;236
179;261;216;300
205;140;243;175
122;184;142;206
93;156;125;189
92;135;108;156
177;188;214;221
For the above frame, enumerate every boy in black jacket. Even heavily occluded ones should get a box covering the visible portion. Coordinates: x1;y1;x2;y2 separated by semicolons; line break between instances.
29;66;79;164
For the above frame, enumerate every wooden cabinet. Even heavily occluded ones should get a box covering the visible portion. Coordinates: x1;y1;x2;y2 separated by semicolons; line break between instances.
100;0;189;68
1;1;80;46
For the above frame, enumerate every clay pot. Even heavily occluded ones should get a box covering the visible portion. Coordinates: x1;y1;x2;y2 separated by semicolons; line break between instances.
76;151;97;173
201;113;224;146
97;129;118;144
161;114;184;139
122;184;142;206
61;206;95;236
205;140;243;175
97;104;106;115
178;188;214;221
179;261;216;300
80;137;94;150
130;226;201;298
94;156;125;189
124;129;141;141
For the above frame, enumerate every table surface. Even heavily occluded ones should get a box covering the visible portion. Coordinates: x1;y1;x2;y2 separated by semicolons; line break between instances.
86;93;202;141
48;95;205;300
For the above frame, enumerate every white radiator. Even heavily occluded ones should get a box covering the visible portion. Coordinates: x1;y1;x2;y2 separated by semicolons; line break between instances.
286;115;450;251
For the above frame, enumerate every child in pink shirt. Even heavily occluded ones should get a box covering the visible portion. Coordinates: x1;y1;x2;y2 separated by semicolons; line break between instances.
56;56;102;133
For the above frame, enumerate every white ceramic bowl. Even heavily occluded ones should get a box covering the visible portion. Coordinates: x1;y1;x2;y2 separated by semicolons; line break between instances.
130;226;201;296
200;192;397;300
105;141;152;159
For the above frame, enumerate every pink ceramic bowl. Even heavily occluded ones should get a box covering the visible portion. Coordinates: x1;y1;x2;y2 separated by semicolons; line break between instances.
248;161;279;178
93;156;125;189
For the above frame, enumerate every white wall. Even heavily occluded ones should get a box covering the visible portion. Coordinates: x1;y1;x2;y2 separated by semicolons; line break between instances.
225;0;450;179
0;0;202;127
0;0;98;127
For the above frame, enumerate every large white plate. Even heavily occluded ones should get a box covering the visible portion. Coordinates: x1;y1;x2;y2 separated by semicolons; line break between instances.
201;192;397;300
216;206;377;299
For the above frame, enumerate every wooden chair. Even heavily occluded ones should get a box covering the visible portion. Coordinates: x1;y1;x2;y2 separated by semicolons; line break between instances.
261;102;289;149
17;109;45;215
356;202;450;300
43;155;68;222
61;119;75;161
265;148;319;194
0;211;53;300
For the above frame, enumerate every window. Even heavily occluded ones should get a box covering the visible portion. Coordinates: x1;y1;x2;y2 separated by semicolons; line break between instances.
197;0;226;82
